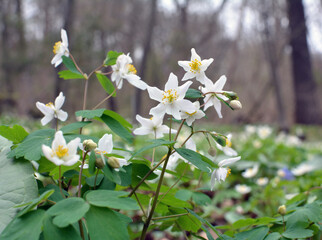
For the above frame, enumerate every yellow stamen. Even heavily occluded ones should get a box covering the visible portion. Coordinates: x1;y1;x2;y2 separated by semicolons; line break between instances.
128;64;137;75
96;150;108;155
162;89;178;103
55;145;68;158
226;138;232;148
46;102;54;108
53;41;62;54
189;59;202;73
185;111;197;116
226;167;231;178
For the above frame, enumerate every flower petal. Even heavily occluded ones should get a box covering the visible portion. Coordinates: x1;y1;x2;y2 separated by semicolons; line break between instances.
67;137;81;155
63;155;80;166
125;74;147;90
98;134;113;154
42;145;54;162
52;131;67;151
178;81;193;99
147;86;163;102
41;115;54;126
200;58;214;71
181;71;195;81
165;73;178;91
190;48;201;61
150;103;166;118
178;61;191;71
213;75;227;91
218;156;241;167
212;98;223;118
36;102;54;115
61;29;68;48
133;127;151;136
55;92;65;110
57;110;68;122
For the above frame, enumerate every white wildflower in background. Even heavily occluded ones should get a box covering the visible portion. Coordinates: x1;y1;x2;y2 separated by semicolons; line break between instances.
147;73;195;120
51;29;69;67
211;156;241;190
133;115;174;138
178;48;214;84
36;92;68;126
245;125;256;135
180;101;205;126
42;131;80;166
242;164;259;178
291;163;314;176
256;177;269;186
257;125;272;139
214;133;238;157
235;184;251;194
111;53;147;90
201;76;229;118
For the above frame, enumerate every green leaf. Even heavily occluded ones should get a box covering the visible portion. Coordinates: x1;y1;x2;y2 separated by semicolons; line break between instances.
88;151;96;175
103;51;123;66
47;198;90;228
0;209;45;240
0;136;38;233
43;214;81;240
192;192;211;206
85;205;129;240
159;194;191;208
62;56;82;74
175;189;193;201
86;190;139;210
232;218;256;229
174;148;213;172
75;109;105;119
210;133;226;147
100;114;133;143
186;209;224;240
235;226;269;240
104;110;132;129
85;174;104;187
10;129;55;161
132;161;158;185
17;190;54;217
264;232;281;240
185;88;203;99
38;184;65;203
96;73;116;96
60;121;91;133
0;125;28;144
58;70;85;80
130;139;175;160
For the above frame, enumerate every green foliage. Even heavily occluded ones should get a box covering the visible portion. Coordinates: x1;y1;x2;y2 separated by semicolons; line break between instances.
96;73;116;95
103;51;123;66
85;206;129;240
0;125;28;144
75;108;105;119
86;190;139;210
60;121;91;133
130;139;175;159
47;198;90;228
62;56;83;75
58;70;85;80
185;88;203;99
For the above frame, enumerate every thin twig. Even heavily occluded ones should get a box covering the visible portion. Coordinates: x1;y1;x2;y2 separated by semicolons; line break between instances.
152;212;189;221
92;88;117;110
131;186;147;218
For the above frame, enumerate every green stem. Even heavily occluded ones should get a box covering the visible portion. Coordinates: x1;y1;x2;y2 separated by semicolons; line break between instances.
78;151;88;197
58;166;64;198
174;119;185;141
93;168;99;190
152;212;188;221
92;88;117;110
131;185;147;218
140;147;172;240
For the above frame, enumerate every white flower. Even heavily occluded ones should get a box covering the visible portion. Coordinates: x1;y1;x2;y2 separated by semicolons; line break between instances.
257;125;272;139
133;115;174;138
51;29;69;67
242;164;259;178
147;73;195;120
111;53;147;90
291;163;314;176
201;76;229;118
211;156;241;190
245;125;256;135
256;177;269;186
36;92;68;126
180;101;205;126
235;184;251;194
95;134;113;159
178;48;214;84
214;133;238;157
42;131;80;166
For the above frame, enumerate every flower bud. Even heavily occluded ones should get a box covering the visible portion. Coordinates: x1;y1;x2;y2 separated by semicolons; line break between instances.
278;205;286;215
83;139;97;152
230;100;242;110
208;147;217;156
107;157;120;169
223;91;238;100
95;157;105;169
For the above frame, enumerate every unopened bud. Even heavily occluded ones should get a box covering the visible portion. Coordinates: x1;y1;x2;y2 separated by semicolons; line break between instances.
107;157;120;169
224;91;238;100
95;157;105;169
278;205;286;215
83;139;97;152
208;147;217;156
230;100;242;110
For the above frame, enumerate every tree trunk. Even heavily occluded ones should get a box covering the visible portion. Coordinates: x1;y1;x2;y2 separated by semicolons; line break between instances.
132;0;157;120
287;0;322;124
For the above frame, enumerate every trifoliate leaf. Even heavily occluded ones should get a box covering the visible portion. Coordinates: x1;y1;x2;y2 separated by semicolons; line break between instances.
96;73;116;96
58;70;85;80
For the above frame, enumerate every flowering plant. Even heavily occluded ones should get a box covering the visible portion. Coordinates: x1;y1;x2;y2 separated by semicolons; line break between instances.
0;29;320;240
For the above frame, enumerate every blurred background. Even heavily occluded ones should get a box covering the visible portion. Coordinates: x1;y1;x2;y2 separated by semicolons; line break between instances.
0;0;322;129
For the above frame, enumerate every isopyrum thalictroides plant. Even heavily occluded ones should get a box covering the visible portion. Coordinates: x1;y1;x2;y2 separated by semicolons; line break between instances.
1;29;320;240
